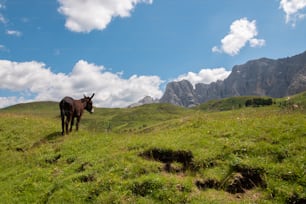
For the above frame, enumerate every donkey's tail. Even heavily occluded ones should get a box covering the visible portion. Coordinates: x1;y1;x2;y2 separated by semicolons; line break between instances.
59;100;65;118
59;99;65;135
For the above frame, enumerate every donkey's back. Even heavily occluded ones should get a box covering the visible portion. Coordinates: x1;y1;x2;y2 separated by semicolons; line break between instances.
59;96;75;115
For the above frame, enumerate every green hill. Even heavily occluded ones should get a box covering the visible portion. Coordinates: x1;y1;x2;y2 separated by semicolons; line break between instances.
2;101;59;116
196;96;259;111
196;92;306;112
0;96;305;203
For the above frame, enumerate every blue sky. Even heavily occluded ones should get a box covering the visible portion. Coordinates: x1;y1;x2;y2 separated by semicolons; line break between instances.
0;0;306;108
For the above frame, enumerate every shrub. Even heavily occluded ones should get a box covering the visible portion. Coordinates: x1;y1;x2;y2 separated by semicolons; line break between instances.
245;98;273;107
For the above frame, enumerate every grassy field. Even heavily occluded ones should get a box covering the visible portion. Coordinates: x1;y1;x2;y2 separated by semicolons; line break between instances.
0;95;305;203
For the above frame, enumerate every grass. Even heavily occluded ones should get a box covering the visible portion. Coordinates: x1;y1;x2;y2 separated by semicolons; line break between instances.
0;95;305;203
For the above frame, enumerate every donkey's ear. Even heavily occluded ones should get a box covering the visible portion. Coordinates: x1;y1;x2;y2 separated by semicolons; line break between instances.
84;94;87;98
91;93;95;99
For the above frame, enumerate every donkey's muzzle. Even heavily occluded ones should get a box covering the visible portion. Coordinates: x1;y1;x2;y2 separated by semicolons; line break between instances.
90;108;94;114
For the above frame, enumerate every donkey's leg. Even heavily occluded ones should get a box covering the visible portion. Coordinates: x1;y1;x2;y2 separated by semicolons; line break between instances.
76;116;81;131
61;115;65;135
65;115;70;135
70;116;74;132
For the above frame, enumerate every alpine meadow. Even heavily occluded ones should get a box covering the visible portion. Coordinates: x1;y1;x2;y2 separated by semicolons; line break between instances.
0;93;305;203
1;1;306;203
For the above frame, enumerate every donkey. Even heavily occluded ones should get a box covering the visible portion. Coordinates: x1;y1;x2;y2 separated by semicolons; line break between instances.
59;93;95;135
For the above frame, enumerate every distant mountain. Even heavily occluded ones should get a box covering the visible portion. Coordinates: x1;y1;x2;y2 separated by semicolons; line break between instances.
159;80;199;107
160;50;306;107
128;96;159;108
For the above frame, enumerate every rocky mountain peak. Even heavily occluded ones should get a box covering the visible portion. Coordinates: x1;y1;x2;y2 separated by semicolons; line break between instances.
159;80;199;107
160;50;306;107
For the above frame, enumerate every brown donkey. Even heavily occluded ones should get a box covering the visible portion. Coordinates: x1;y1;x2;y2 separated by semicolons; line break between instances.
59;94;95;135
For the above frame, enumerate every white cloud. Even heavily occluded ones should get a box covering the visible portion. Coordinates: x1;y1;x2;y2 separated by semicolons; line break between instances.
175;68;231;87
212;18;265;56
57;0;153;33
0;3;5;9
6;30;22;37
0;59;163;108
0;44;5;50
280;0;306;26
0;14;6;24
0;1;6;24
0;96;28;108
249;38;266;47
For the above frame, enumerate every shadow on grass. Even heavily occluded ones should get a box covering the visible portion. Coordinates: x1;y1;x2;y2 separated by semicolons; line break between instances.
45;131;62;141
30;131;62;149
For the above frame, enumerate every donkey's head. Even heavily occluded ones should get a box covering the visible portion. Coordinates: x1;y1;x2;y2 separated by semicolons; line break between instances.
83;93;95;113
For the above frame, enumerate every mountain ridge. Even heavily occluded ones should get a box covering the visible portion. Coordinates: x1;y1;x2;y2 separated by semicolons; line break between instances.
160;50;306;107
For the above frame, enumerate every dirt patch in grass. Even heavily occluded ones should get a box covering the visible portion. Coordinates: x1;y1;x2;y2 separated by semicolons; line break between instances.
15;147;25;152
130;179;163;197
66;157;76;164
76;162;93;172
45;154;61;164
195;179;220;190
41;184;61;204
75;174;96;183
223;165;266;194
196;164;267;194
140;148;194;172
286;193;306;204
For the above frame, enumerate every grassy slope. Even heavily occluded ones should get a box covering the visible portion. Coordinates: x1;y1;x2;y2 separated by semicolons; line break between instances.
196;96;275;112
0;97;305;203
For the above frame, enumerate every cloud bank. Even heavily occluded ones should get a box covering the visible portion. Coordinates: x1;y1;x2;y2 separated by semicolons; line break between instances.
0;60;163;108
0;60;232;108
58;0;153;33
212;18;265;56
175;68;231;87
280;0;306;26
